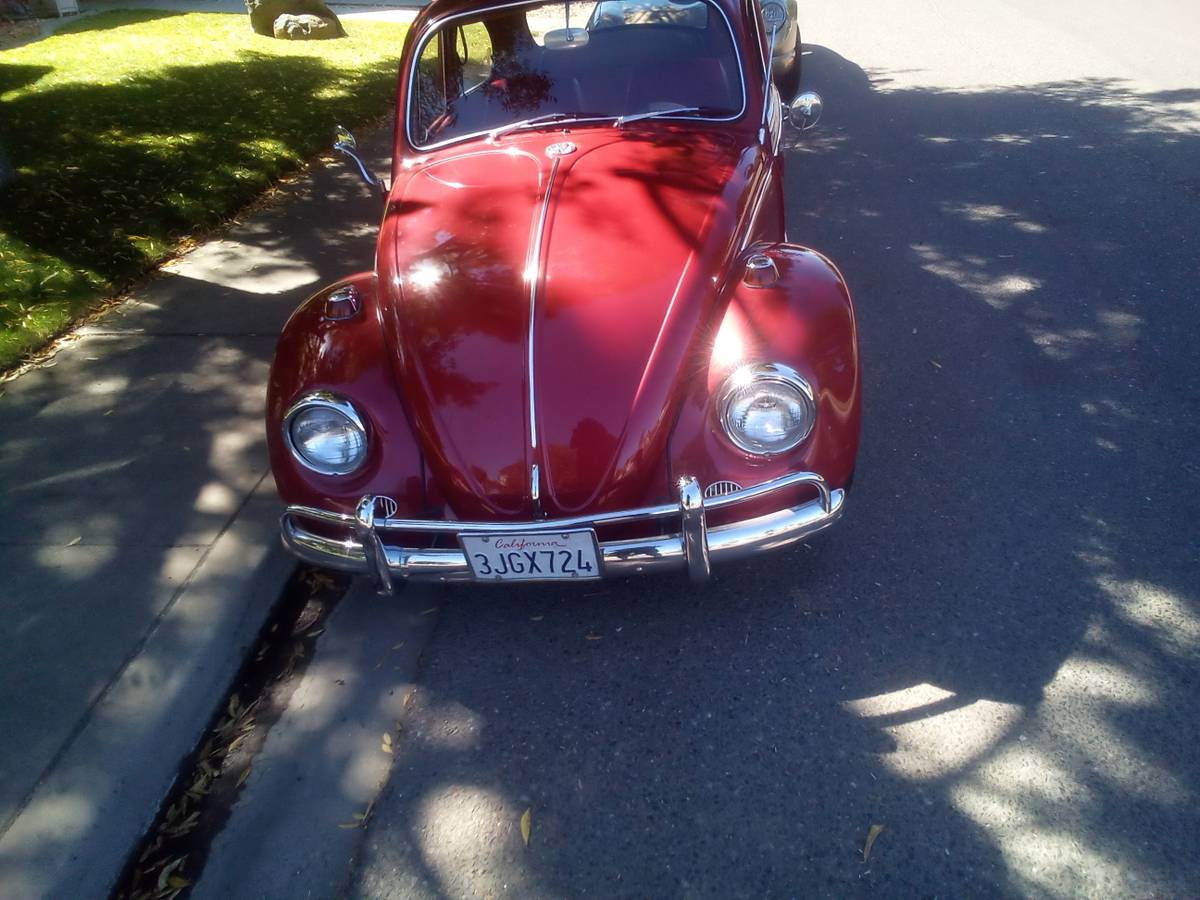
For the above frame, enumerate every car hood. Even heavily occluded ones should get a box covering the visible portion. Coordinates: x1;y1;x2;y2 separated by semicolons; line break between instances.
380;129;751;519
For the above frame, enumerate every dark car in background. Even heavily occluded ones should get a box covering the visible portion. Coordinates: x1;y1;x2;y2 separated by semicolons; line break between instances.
759;0;800;97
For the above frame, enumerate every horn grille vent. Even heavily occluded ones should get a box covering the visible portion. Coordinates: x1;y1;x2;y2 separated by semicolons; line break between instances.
704;480;743;499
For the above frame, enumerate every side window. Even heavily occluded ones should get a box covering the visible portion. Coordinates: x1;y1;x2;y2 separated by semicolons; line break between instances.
459;23;494;92
412;37;449;143
411;25;496;141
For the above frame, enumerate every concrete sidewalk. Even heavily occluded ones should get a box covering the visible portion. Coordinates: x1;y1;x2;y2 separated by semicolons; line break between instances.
0;128;392;898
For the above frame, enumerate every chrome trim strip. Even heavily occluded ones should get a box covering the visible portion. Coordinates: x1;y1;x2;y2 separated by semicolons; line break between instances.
767;83;783;154
761;21;777;130
531;462;543;518
280;472;843;587
527;155;560;452
738;168;773;252
405;0;750;153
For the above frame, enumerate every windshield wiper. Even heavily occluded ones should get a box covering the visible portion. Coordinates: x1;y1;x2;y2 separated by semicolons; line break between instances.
487;112;607;142
614;106;723;127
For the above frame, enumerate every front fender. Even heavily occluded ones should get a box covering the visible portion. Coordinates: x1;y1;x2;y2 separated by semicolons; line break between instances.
668;244;860;499
266;273;425;518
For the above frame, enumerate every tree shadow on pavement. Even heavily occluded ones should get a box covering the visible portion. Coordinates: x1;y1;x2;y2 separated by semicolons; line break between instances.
0;129;391;897
348;46;1200;899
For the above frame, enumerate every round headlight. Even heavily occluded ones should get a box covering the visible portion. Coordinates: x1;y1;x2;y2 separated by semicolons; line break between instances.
284;392;368;476
718;363;815;455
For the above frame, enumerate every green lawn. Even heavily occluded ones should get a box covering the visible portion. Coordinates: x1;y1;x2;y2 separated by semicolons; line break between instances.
0;10;407;370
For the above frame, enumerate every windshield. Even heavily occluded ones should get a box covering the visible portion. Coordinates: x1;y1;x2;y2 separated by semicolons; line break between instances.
407;0;745;149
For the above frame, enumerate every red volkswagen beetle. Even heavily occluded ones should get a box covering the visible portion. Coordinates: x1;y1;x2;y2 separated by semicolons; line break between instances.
267;0;860;591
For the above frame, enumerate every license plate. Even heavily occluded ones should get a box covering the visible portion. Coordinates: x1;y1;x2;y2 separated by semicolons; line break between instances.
459;530;601;581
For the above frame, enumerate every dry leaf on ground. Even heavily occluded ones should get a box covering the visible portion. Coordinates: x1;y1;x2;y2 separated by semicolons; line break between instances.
520;808;532;846
863;823;885;862
156;856;186;892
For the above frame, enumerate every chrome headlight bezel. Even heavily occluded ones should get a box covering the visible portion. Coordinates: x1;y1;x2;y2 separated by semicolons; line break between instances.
283;391;369;476
717;362;816;456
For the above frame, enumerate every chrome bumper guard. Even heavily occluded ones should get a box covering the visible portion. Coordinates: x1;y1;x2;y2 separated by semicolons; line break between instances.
280;472;844;594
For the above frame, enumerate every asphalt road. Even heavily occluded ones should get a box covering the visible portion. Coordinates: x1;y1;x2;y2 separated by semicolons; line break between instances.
193;1;1200;897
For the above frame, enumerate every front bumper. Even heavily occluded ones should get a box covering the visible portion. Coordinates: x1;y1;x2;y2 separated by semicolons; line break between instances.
280;472;844;594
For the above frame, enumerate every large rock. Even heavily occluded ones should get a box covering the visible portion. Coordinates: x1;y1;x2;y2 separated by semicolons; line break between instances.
245;0;344;37
272;12;339;39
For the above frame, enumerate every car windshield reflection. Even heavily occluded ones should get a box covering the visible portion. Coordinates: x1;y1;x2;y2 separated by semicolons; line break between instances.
408;0;746;149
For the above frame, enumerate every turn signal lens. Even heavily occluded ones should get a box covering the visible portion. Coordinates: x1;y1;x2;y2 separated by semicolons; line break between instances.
322;285;361;320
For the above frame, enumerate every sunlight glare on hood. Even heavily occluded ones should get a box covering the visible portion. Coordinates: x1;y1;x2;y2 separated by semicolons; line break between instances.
407;259;447;293
711;309;746;368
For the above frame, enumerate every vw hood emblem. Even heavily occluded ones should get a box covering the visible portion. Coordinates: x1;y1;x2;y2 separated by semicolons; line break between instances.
545;141;577;158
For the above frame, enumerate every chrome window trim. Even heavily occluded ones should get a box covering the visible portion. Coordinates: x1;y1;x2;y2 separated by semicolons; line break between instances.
405;0;750;153
747;0;767;74
737;168;772;251
716;361;816;455
767;82;782;153
282;390;369;477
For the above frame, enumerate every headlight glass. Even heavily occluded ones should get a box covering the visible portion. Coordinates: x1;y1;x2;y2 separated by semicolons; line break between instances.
285;394;367;475
719;364;815;455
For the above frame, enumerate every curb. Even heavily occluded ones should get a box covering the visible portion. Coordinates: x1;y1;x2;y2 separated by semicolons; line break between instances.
0;482;294;900
190;581;439;900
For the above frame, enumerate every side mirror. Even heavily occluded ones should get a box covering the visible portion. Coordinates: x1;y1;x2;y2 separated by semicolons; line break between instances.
333;124;358;152
333;124;386;198
787;92;823;131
